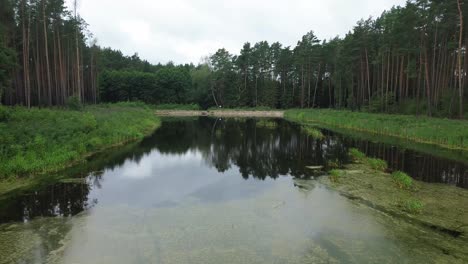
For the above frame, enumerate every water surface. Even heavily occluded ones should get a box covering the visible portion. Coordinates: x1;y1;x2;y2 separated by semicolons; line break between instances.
0;118;466;263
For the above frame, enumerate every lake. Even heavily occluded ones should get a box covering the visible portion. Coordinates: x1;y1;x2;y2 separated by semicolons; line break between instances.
0;117;466;263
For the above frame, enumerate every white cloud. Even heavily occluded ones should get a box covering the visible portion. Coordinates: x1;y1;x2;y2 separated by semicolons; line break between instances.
68;0;407;64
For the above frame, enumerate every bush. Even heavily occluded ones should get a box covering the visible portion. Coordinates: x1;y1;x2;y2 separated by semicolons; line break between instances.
392;171;413;189
0;105;11;122
66;96;83;111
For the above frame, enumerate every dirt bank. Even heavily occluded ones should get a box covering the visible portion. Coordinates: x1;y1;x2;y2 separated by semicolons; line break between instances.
155;110;284;118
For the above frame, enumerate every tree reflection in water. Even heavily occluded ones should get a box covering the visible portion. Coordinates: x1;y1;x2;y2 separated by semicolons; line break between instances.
0;117;466;224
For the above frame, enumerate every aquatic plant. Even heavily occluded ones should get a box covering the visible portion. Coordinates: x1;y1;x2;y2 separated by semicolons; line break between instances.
403;199;424;214
392;171;413;189
348;148;366;161
367;158;388;171
302;126;324;139
329;169;343;182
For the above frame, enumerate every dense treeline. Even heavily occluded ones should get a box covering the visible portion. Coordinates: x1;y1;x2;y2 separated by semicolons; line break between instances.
1;0;467;118
0;0;99;106
202;0;468;118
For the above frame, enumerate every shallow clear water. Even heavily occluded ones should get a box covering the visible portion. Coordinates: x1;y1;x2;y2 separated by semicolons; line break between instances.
0;118;466;263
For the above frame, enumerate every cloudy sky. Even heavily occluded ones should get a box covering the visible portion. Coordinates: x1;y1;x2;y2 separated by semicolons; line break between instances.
67;0;406;64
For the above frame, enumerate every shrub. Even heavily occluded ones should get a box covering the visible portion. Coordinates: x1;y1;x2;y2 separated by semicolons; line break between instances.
392;171;413;189
0;105;11;122
367;158;388;171
66;96;83;111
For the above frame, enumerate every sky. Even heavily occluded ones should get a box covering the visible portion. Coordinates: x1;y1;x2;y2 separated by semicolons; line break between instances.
67;0;407;65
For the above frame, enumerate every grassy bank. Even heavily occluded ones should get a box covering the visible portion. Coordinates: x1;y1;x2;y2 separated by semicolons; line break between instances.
285;109;468;150
0;103;160;179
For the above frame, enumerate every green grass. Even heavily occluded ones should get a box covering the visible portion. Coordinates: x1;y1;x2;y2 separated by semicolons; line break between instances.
0;103;160;179
392;171;413;189
153;103;201;110
285;109;468;151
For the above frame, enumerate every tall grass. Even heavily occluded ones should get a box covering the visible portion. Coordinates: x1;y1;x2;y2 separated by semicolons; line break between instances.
0;104;160;179
285;109;468;150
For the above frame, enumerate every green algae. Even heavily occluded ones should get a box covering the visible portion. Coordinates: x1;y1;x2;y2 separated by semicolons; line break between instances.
321;163;468;240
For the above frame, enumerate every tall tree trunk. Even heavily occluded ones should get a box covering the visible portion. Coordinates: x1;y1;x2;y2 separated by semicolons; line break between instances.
457;0;464;119
365;47;371;106
312;63;321;108
43;0;52;105
74;0;81;101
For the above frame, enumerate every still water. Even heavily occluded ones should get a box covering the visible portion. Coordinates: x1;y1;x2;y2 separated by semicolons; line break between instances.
0;118;466;263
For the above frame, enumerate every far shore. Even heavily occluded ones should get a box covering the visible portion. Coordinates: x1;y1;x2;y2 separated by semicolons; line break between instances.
155;110;284;118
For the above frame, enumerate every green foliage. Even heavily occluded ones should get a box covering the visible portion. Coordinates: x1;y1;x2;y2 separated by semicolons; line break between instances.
0;25;16;102
0;105;11;122
0;104;160;179
348;148;366;161
367;158;388;171
99;67;191;105
402;199;424;214
286;109;468;150
66;96;83;111
392;171;413;189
